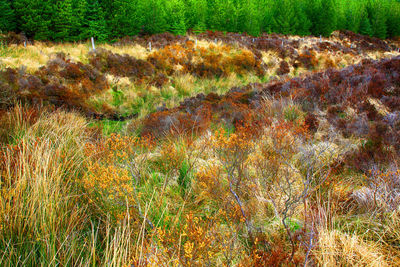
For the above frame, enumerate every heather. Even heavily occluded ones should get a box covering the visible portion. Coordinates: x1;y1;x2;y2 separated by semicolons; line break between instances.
0;31;400;266
1;0;400;41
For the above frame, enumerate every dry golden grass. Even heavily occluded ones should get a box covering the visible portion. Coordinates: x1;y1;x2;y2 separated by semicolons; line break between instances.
0;41;149;72
314;228;398;266
0;106;140;266
1;42;90;71
0;107;89;265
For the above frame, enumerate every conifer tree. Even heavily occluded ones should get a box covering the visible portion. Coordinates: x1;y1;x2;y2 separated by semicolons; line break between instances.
306;0;321;35
307;0;337;36
187;0;207;32
238;0;262;36
319;0;337;36
166;0;187;35
14;0;53;39
224;0;238;32
209;0;237;32
142;0;167;34
69;0;87;41
111;0;142;37
6;0;400;40
273;0;298;35
342;2;363;33
359;12;373;36
52;0;74;41
293;0;311;35
259;0;275;33
82;0;108;41
386;0;400;37
0;0;16;32
98;0;113;30
334;0;346;30
367;0;388;39
206;0;217;30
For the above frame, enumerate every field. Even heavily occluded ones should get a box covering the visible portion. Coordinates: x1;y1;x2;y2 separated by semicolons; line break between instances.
1;31;400;266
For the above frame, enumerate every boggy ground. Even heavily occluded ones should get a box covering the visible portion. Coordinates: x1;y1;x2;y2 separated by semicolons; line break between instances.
0;31;400;266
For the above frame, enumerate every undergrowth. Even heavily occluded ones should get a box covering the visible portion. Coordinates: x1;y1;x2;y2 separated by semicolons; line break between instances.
1;32;400;266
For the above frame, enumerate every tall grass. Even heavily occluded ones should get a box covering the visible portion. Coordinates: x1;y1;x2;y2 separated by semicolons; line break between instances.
0;106;137;266
0;108;86;265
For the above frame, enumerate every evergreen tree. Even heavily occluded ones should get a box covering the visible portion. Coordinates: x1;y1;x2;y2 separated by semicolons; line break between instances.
82;0;108;41
334;0;347;31
142;0;167;34
6;0;400;40
186;0;207;32
342;2;363;33
307;0;337;36
69;0;87;41
110;0;143;37
293;0;311;35
206;0;217;30
359;12;373;36
52;0;74;41
98;0;113;31
319;0;337;36
14;0;53;40
272;0;298;35
306;0;321;35
208;0;237;32
386;0;400;37
237;0;262;36
0;0;16;32
166;0;187;35
259;0;275;33
367;0;388;39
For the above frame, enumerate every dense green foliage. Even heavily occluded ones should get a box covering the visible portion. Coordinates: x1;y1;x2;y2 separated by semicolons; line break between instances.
0;0;16;32
2;0;400;40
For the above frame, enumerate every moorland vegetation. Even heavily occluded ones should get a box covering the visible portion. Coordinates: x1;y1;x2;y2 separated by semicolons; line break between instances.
1;25;400;267
0;0;400;42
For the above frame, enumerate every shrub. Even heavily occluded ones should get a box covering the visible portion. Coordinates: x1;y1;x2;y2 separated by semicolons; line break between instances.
0;53;117;119
295;49;318;70
276;60;290;75
89;48;155;80
147;43;265;78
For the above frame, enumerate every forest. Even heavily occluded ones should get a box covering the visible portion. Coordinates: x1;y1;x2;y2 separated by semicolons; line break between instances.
0;0;400;41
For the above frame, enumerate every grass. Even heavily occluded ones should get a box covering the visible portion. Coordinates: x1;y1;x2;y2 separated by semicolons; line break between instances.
314;228;393;266
89;120;129;135
0;108;90;266
1;102;400;265
1;34;400;266
88;72;265;121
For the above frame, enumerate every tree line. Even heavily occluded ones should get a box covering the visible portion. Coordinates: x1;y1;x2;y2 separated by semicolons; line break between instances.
0;0;399;41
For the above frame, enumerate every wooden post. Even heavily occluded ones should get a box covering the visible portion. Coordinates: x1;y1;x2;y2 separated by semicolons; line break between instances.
91;37;96;51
